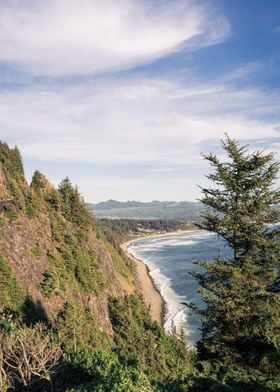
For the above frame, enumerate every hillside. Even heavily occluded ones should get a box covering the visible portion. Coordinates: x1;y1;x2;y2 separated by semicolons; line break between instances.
0;142;140;340
89;199;204;220
0;142;195;391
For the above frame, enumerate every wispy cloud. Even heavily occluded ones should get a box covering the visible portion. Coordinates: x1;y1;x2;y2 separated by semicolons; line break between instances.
218;62;262;83
1;76;279;167
0;1;279;201
0;0;230;76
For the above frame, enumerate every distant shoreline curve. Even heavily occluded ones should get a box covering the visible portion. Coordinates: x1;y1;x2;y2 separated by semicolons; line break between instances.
120;229;203;326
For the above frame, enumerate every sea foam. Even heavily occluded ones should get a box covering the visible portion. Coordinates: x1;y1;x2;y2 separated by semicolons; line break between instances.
129;244;194;345
129;230;230;347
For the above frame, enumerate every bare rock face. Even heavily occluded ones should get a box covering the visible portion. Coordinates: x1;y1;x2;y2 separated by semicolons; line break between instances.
0;213;61;322
40;174;53;192
86;294;113;334
30;171;54;194
1;215;52;287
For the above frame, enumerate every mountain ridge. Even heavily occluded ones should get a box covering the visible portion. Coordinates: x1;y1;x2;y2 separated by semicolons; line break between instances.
88;199;204;219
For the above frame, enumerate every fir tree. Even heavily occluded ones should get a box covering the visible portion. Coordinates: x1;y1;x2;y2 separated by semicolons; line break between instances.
30;170;44;191
194;135;280;373
58;177;91;226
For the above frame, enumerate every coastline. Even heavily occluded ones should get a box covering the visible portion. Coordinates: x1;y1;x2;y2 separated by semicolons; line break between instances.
121;239;165;325
120;228;203;326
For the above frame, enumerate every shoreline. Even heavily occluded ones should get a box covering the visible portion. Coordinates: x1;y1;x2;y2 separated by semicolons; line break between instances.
121;228;203;326
121;239;165;325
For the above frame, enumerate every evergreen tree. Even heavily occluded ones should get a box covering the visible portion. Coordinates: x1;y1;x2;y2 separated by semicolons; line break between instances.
11;145;24;177
58;177;91;226
30;170;44;191
194;135;280;373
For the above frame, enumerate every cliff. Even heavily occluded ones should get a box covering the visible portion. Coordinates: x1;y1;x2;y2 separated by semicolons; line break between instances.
0;142;136;347
0;142;197;391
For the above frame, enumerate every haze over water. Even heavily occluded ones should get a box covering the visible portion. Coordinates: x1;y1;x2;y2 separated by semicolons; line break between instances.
129;231;232;346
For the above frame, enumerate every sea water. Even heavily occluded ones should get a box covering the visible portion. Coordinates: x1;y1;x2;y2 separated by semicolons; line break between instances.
128;230;232;347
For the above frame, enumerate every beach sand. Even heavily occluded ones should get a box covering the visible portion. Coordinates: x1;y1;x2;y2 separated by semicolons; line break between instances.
120;229;202;325
121;238;164;324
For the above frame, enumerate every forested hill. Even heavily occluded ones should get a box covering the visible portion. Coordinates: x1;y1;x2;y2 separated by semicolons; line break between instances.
89;199;204;219
0;142;195;391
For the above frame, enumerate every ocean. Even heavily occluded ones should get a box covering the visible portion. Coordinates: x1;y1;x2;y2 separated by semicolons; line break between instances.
128;230;232;347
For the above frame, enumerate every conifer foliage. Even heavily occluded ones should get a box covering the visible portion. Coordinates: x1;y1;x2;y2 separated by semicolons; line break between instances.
195;135;280;373
58;177;91;226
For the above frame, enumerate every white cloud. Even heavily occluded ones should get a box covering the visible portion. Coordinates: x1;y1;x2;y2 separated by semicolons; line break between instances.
1;1;279;202
1;76;279;167
0;0;230;76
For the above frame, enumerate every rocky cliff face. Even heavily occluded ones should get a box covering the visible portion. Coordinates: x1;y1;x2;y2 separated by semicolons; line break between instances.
0;142;136;344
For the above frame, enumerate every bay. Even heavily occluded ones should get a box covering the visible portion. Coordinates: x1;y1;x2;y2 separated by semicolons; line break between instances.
129;230;232;346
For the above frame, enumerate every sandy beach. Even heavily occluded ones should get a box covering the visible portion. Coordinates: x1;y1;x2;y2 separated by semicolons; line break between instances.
120;229;202;325
121;238;164;324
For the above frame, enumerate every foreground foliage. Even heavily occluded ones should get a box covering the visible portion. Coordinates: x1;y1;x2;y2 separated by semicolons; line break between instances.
0;296;195;391
0;321;61;391
193;135;280;389
108;295;196;391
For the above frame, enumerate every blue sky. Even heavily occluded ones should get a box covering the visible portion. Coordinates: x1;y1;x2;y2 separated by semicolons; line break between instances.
0;0;279;202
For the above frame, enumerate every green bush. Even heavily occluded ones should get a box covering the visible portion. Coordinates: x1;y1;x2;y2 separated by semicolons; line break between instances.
60;349;152;392
57;303;111;352
191;360;280;391
3;203;18;220
0;257;25;311
41;270;57;298
50;214;65;242
109;295;195;391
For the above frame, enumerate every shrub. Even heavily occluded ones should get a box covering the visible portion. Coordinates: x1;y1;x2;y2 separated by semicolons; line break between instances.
0;322;62;391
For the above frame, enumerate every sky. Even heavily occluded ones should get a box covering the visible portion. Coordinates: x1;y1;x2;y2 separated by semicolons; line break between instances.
0;0;280;202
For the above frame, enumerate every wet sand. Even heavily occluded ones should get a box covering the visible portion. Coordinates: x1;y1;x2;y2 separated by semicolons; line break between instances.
120;229;202;325
121;239;164;324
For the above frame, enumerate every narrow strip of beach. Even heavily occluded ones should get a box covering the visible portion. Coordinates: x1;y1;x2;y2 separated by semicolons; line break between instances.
120;228;202;326
121;238;164;324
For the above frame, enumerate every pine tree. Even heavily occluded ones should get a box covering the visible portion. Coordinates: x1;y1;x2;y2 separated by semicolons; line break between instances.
194;135;280;373
58;177;91;226
30;170;44;191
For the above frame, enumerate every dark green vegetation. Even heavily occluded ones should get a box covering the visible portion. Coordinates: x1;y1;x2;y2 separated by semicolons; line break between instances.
1;296;195;392
0;142;194;391
0;257;25;312
89;199;204;220
0;139;279;391
99;218;194;247
192;136;280;390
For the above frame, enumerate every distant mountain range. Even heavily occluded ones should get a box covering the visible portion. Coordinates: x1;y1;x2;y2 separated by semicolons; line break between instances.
88;199;204;220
